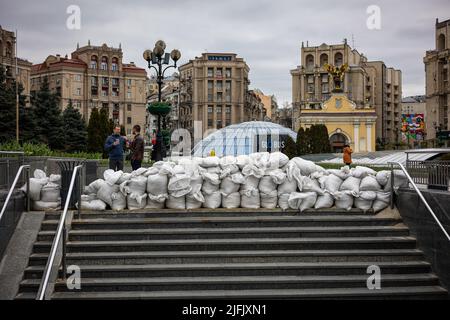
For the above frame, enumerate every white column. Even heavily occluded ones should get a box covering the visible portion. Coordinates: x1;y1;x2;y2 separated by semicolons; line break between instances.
366;123;373;152
353;123;360;153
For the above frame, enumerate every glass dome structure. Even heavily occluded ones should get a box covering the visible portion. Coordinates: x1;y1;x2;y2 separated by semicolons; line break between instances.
192;121;297;157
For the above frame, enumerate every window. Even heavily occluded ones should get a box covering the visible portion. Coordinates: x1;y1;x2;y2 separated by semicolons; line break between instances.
111;57;119;71
208;80;213;90
217;106;222;114
322;83;329;93
322;74;328;83
208;106;213;113
307;84;314;93
306;54;314;70
102;77;109;86
226;106;231;114
226;68;232;78
74;74;81;81
207;68;214;77
216;68;223;78
307;75;314;84
127;117;132;124
216;81;223;90
112;89;119;97
112;78;119;86
91;76;98;85
90;55;98;69
102;89;108;96
127;104;132;111
127;91;131;99
217;92;223;102
334;52;343;67
76;88;81;96
127;129;132;135
127;79;132;86
101;56;108;70
208;94;213;102
320;54;328;67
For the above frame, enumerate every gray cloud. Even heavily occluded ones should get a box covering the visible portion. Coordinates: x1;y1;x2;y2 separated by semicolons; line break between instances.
1;0;449;104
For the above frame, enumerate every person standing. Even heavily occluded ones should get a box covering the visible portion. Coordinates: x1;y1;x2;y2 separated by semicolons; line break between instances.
343;144;353;167
104;125;126;171
130;124;145;171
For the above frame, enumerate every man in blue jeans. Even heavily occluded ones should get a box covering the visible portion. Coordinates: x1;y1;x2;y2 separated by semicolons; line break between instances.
104;125;126;171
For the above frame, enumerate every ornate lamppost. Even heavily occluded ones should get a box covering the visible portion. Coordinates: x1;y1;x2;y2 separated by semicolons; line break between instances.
143;40;181;161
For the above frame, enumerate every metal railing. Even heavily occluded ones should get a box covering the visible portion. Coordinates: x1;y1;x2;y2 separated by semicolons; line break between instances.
406;160;450;189
388;161;450;242
0;165;30;222
0;151;25;189
36;164;83;300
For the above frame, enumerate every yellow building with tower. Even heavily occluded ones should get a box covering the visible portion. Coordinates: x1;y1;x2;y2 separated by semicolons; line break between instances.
298;93;377;153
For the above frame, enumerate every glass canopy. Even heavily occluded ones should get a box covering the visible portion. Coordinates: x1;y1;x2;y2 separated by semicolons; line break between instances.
192;121;297;157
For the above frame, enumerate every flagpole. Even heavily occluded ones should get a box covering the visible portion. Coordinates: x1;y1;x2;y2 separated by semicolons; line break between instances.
15;29;19;143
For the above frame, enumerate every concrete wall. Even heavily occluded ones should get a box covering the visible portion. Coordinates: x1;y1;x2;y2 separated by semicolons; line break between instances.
0;190;25;259
396;188;450;290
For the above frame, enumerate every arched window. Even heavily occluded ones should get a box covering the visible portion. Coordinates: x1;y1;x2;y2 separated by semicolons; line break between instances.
305;54;314;70
101;56;108;70
320;53;328;67
5;41;12;58
334;52;343;67
329;133;348;152
111;57;119;71
90;55;98;69
438;34;446;51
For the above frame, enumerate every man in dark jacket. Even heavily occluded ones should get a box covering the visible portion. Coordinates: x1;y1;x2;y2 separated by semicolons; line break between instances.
130;125;145;170
104;125;126;171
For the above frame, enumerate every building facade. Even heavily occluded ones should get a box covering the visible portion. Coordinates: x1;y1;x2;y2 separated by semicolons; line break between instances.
424;18;450;139
290;41;401;146
0;26;32;101
30;42;147;136
401;95;427;144
178;53;251;136
254;89;278;120
299;93;377;153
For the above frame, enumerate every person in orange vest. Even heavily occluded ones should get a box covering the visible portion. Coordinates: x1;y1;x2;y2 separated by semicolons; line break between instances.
343;144;353;167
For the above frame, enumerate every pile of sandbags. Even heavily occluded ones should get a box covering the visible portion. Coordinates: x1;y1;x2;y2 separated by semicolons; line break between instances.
21;169;61;211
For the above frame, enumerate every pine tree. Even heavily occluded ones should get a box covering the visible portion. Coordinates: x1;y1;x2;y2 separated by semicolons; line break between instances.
32;77;65;150
318;124;332;153
63;100;87;152
296;127;309;155
304;127;312;154
282;135;297;159
0;66;18;143
87;107;101;152
309;125;319;154
98;107;112;158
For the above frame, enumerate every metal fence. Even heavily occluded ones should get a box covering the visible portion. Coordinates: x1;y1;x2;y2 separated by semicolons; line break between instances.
406;160;450;190
0;152;25;189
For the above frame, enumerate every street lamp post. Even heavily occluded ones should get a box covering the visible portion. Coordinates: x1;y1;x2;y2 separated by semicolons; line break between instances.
143;40;181;161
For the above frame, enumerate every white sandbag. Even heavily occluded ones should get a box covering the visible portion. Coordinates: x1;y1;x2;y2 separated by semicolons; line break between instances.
319;174;343;193
241;175;260;192
201;156;220;168
241;164;265;178
97;183;120;207
259;176;278;194
220;173;244;196
278;193;290;210
219;156;238;173
153;161;174;176
147;173;169;195
249;152;270;169
202;172;221;194
170;186;192;198
32;199;61;211
354;191;377;212
21;178;48;201
326;167;351;180
268;169;286;185
177;158;201;177
360;176;382;192
301;177;325;195
84;179;106;195
143;167;159;177
384;170;409;191
268;152;289;169
240;189;260;209
128;176;147;195
372;192;391;212
168;174;191;192
34;169;47;179
127;193;147;210
206;166;221;175
166;195;186;210
186;184;204;209
49;174;61;185
340;176;361;193
376;171;391;187
103;169;123;185
111;191;127;211
351;166;377;179
117;173;132;184
131;167;148;177
260;190;278;209
288;192;317;212
172;165;186;175
314;193;334;209
146;194;167;209
40;183;60;203
333;191;354;211
203;191;222;209
81;194;98;202
278;178;298;195
236;155;250;170
222;192;241;209
290;157;325;176
76;199;106;211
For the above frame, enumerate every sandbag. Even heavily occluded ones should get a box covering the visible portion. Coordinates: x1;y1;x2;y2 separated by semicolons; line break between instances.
240;189;260;209
186;194;203;209
314;192;334;209
203;191;221;209
219;156;239;177
278;193;290;210
166;195;186;210
260;190;278;209
103;169;123;185
117;173;132;184
40;183;60;203
111;191;127;211
147;173;169;195
340;176;361;193
333;191;354;211
354;191;377;212
22;178;49;201
384;170;409;191
97;183;120;207
241;164;265;179
319;174;343;193
249;152;270;169
290;157;325;176
131;167;148;177
127;176;147;195
241;176;260;192
259;176;278;194
222;192;241;209
288;192;317;212
34;169;47;179
351;166;377;179
220;173;244;196
84;179;106;195
326;167;351;180
376;171;391;187
168;174;191;192
301;177;325;195
146;194;167;209
77;199;107;211
32;200;61;211
201;156;220;168
49;174;61;185
360;176;382;192
268;152;289;169
202;172;221;194
278;177;298;195
127;193;147;210
372;191;391;213
236;155;250;170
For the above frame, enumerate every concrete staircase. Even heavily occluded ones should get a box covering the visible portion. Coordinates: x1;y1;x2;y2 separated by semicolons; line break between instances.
15;209;448;300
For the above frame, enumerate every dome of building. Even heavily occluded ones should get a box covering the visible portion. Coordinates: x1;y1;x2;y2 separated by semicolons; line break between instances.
192;121;297;157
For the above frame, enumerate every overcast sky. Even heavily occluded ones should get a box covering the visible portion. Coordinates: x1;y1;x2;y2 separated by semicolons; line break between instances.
1;0;449;105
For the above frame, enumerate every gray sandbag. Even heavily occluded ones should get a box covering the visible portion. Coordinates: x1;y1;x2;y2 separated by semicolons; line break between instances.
360;176;382;192
32;199;61;211
40;183;60;203
222;192;241;209
260;190;278;209
166;195;186;210
146;194;167;209
288;192;317;212
340;176;361;193
333;191;354;211
278;193;290;210
240;189;260;209
127;193;147;210
314;192;334;209
203;191;222;209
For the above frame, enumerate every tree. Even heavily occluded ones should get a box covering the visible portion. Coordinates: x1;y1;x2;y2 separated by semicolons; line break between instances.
0;66;18;143
282;135;297;159
296;127;309;155
87;107;101;152
304;127;312;154
32;77;65;150
98;107;112;158
63;100;87;152
317;124;332;153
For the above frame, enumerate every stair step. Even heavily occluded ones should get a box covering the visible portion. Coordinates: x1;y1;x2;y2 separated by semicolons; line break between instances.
23;261;431;279
17;274;440;293
70;216;402;230
48;286;448;300
27;249;425;266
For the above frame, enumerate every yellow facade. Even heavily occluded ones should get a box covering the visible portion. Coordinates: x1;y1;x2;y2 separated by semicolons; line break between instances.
298;93;377;153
